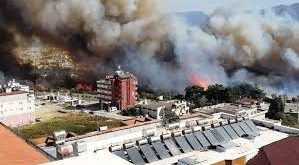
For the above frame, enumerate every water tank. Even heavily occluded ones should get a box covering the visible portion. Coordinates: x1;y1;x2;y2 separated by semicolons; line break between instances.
196;120;208;126
142;128;156;137
57;144;74;157
166;122;180;130
73;141;87;153
185;120;197;128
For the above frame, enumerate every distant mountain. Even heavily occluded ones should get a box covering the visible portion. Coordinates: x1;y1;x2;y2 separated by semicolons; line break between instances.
176;11;209;26
272;3;299;20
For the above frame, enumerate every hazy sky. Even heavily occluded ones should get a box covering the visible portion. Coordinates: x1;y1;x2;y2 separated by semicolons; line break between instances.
165;0;299;13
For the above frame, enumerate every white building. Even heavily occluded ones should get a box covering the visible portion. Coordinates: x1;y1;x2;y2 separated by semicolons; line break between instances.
40;116;299;165
0;80;35;127
139;100;190;120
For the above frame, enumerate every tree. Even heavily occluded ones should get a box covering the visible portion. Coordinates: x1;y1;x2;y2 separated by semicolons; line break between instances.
226;83;265;102
267;97;285;119
205;84;228;103
185;86;205;101
194;96;208;108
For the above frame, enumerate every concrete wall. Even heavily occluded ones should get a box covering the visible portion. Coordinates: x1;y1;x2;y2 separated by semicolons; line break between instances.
274;125;299;134
252;118;299;134
198;103;230;110
141;107;162;120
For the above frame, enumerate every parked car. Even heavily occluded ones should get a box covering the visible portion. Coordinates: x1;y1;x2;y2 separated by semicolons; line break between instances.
108;107;117;112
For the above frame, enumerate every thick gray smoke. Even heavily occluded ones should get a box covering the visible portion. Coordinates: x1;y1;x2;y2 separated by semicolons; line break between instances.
169;9;299;95
1;0;299;95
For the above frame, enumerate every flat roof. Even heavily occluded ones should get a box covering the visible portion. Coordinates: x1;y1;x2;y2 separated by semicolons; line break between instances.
0;123;50;165
40;124;289;165
216;104;252;112
149;127;288;165
42;149;131;165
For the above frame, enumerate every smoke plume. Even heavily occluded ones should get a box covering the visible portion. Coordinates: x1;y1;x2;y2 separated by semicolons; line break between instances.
1;0;299;95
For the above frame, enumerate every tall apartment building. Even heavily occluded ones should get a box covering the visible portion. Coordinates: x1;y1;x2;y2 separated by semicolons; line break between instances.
0;80;35;127
97;67;138;110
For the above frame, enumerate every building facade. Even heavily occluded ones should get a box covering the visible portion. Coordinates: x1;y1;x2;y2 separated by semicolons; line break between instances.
97;67;138;110
140;100;190;120
0;80;35;127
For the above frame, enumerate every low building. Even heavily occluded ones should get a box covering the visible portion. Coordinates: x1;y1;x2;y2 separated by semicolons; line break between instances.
0;80;35;127
139;100;190;120
197;100;269;120
214;104;267;119
97;66;138;110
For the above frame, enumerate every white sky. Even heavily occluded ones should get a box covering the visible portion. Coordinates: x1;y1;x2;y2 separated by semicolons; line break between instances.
165;0;299;13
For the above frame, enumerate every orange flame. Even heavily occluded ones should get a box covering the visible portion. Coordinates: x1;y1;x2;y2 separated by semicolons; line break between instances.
188;74;209;90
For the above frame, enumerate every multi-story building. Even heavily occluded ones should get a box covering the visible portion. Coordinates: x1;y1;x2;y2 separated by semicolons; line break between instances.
0;80;35;127
97;67;138;110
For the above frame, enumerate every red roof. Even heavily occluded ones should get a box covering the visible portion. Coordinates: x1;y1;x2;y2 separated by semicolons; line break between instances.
247;136;299;165
0;123;50;165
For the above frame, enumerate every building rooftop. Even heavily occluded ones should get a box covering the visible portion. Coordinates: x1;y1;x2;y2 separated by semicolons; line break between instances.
247;136;299;165
40;118;292;165
42;149;131;165
149;126;288;165
140;100;185;110
0;123;50;165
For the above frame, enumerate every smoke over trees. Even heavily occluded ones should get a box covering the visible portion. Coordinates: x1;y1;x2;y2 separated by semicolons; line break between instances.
0;0;299;94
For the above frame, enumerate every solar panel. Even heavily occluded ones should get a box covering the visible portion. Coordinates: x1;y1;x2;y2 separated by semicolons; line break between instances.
126;147;146;165
184;133;203;150
163;139;181;156
223;125;239;139
112;150;128;161
203;130;220;146
152;141;171;159
215;127;232;141
174;136;193;153
211;129;226;143
245;120;260;134
194;131;211;147
139;144;159;163
238;121;257;136
230;123;245;137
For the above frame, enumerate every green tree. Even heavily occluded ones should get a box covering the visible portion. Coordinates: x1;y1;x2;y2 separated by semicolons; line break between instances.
194;96;208;108
205;84;228;103
267;97;285;119
226;83;265;102
185;86;205;101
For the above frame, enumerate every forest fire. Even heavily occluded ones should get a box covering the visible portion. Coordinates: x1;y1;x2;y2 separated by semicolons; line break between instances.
75;83;93;92
188;74;209;90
